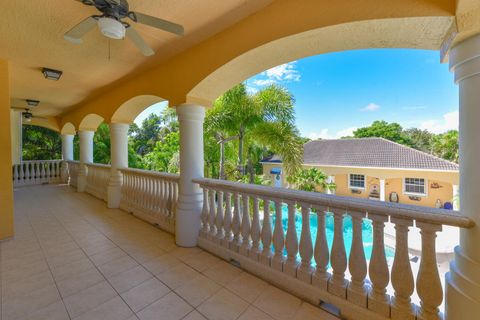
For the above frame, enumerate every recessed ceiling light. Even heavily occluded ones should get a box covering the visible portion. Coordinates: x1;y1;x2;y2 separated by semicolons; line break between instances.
42;68;63;81
26;99;40;107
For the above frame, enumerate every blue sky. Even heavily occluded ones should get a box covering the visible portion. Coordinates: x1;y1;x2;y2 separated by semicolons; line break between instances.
136;49;459;138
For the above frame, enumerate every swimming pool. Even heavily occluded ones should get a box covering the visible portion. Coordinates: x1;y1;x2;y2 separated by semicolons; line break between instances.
273;206;395;261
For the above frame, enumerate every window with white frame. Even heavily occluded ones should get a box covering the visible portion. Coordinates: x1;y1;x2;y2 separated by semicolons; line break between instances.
349;174;365;189
404;178;426;195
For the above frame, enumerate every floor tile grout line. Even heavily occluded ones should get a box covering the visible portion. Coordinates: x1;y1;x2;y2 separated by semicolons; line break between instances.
43;188;143;319
20;190;73;320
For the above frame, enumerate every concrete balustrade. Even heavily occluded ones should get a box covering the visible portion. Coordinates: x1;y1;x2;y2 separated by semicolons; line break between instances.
119;168;179;234
193;177;473;320
12;160;63;186
85;163;110;201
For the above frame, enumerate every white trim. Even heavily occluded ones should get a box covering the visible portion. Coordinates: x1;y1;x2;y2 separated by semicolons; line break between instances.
304;163;458;173
403;177;428;197
348;173;366;190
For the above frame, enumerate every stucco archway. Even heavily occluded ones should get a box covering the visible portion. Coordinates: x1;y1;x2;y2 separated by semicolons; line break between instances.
60;122;76;135
78;114;104;131
110;95;166;124
187;17;454;105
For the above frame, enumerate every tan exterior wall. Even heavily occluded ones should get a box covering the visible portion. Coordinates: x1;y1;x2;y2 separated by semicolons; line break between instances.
262;162;458;209
0;59;14;239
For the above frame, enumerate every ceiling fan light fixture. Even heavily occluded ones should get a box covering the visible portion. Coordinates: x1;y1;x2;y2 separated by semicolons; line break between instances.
98;17;125;40
42;68;63;81
26;99;40;107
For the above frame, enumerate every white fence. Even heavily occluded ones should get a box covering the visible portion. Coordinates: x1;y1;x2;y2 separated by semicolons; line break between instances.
12;160;63;186
85;163;111;201
193;178;473;320
119;168;179;234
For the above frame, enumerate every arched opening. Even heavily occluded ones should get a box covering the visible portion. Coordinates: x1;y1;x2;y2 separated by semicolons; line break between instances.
78;114;104;132
61;122;76;135
111;95;166;124
22;125;62;160
187;17;454;105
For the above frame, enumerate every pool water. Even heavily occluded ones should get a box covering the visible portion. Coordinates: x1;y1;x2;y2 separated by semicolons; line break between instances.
272;206;395;262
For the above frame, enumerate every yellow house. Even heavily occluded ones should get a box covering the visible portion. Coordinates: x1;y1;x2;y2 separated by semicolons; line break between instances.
262;138;459;209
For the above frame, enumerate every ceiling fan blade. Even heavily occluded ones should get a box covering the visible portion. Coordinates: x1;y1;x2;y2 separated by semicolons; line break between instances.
10;106;27;110
132;12;184;36
33;116;48;120
64;16;97;44
126;27;155;56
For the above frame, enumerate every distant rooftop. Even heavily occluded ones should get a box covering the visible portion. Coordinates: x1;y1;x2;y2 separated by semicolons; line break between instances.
262;138;459;171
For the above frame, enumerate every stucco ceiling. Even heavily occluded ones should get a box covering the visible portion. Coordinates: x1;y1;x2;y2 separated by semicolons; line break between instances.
2;0;273;117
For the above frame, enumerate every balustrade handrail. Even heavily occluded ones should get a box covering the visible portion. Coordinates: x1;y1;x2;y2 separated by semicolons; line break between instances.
66;160;80;163
85;162;111;169
193;178;474;228
21;159;62;163
119;167;180;181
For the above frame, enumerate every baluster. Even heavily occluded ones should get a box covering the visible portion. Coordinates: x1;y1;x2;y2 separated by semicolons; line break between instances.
222;192;233;248
152;178;158;216
284;201;300;277
250;196;261;261
297;203;314;283
25;162;31;183
134;175;140;209
172;181;178;217
312;206;330;290
231;192;242;251
161;179;167;216
38;162;43;183
260;198;273;266
328;208;348;298
215;190;224;243
31;163;36;184
390;217;415;320
347;211;369;307
45;162;51;182
159;179;165;215
368;213;391;317
271;199;286;271
239;194;252;256
169;180;175;216
200;188;209;237
19;162;25;184
416;222;443;320
13;165;19;185
208;188;217;239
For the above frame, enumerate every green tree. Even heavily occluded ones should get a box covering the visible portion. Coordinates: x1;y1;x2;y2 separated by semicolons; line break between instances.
287;167;335;193
22;125;61;160
142;131;180;172
131;114;162;156
404;128;434;153
432;130;459;163
207;83;303;181
353;120;411;145
93;123;111;164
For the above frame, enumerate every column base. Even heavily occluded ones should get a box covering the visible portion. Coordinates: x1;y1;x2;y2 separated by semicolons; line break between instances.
107;172;123;209
77;175;87;192
175;193;203;247
445;246;480;320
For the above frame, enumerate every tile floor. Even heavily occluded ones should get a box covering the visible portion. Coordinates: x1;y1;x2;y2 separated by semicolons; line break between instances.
1;184;338;320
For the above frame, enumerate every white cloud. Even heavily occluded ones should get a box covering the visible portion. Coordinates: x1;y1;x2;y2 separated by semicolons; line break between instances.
246;86;259;94
263;62;301;82
307;127;357;140
252;79;276;87
419;111;459;134
360;103;380;112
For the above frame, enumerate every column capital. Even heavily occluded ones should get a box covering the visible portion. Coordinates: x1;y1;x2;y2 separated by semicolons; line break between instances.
175;104;206;121
450;34;480;83
109;122;130;133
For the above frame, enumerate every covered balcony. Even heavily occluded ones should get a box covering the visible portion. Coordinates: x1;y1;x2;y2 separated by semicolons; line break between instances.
2;1;480;320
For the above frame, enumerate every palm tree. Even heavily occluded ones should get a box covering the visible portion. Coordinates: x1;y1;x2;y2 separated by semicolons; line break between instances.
205;83;303;181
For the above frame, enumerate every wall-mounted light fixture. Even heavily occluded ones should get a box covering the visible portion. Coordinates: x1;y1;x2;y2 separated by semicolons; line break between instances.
42;68;63;81
26;99;40;107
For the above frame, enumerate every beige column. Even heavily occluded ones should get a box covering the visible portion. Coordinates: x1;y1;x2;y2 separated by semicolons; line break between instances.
107;123;129;208
10;110;22;165
77;130;94;192
176;104;205;247
446;34;480;319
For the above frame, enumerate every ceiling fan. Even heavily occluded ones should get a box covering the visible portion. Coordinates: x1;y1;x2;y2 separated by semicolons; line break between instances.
64;0;184;56
11;107;48;123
